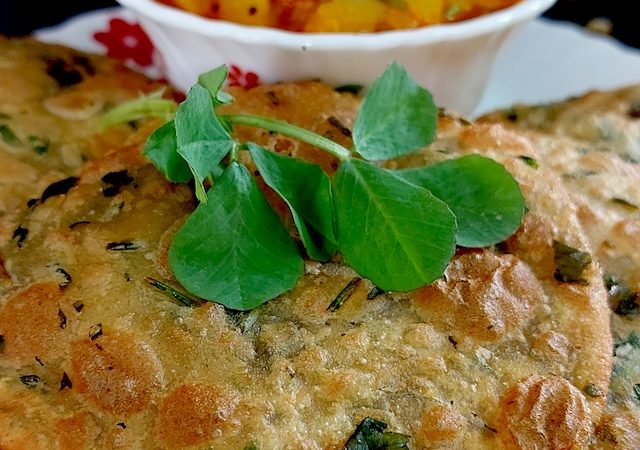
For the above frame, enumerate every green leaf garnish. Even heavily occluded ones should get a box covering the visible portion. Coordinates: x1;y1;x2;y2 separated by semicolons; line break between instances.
248;143;337;261
177;139;230;202
353;62;436;161
397;155;525;247
175;84;235;202
334;159;456;291
168;162;303;311
344;417;410;450
132;62;525;311
198;65;234;106
100;89;176;130
143;121;193;183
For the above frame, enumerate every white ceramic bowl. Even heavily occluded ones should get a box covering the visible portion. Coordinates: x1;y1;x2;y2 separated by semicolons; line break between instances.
117;0;555;114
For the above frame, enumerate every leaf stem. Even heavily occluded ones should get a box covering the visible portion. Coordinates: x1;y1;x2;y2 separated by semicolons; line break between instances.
222;114;352;161
230;142;239;161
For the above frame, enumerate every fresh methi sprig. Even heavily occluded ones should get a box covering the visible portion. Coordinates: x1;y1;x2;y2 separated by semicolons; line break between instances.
114;62;524;310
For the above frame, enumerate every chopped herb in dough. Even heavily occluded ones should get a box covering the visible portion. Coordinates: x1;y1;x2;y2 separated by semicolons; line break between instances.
553;241;592;284
58;308;67;329
584;383;603;397
344;417;409;449
28;135;49;154
144;276;197;307
60;371;72;390
101;170;134;197
89;323;103;340
19;374;40;388
106;241;140;251
518;155;539;169
328;277;362;311
606;276;639;317
0;124;21;146
12;225;28;248
40;177;79;203
367;286;385;300
610;197;638;210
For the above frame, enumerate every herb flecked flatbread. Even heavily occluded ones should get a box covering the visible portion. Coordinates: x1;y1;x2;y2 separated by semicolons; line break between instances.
481;86;640;449
0;38;171;220
0;41;615;449
479;85;640;162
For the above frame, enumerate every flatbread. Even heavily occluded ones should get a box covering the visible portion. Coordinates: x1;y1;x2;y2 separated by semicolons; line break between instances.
481;86;640;449
479;85;640;162
0;73;613;449
0;38;170;219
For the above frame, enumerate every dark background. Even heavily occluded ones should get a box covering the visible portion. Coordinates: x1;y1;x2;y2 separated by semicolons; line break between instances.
0;0;638;49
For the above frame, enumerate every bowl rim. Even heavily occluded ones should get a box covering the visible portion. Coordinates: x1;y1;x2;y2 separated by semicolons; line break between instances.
117;0;556;50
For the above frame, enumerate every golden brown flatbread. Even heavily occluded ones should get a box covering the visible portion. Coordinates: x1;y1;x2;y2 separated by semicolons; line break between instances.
479;85;640;162
0;74;613;449
481;86;640;449
0;37;170;219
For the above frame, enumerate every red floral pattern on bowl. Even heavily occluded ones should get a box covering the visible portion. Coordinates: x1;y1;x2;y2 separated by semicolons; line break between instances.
228;65;261;89
94;18;155;67
92;17;261;89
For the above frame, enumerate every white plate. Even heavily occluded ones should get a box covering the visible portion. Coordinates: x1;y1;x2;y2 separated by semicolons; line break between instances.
476;19;640;115
35;7;640;116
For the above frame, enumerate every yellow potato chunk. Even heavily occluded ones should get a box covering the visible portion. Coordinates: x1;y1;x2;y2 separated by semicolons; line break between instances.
304;0;387;33
166;0;520;30
407;0;445;24
382;9;420;31
218;0;272;27
173;0;214;16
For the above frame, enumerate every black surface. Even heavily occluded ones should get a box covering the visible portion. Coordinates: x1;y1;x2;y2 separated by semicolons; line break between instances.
545;0;640;49
0;0;119;37
0;0;638;48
